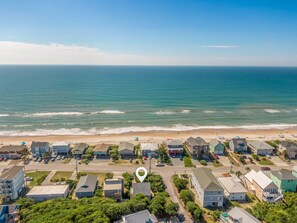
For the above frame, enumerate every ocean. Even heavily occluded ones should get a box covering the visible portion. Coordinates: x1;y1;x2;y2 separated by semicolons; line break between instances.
0;65;297;136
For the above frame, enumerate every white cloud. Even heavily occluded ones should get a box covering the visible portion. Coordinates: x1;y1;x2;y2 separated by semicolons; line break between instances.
200;45;240;48
0;41;296;66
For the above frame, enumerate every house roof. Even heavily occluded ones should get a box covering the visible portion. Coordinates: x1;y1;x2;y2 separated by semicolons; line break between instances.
103;178;123;191
131;182;151;197
141;143;158;152
52;142;69;147
31;141;49;148
245;170;276;189
280;141;297;150
0;145;27;153
186;137;208;147
248;141;274;151
271;169;297;181
27;185;69;196
0;204;19;215
218;176;247;194
75;174;98;193
227;207;261;223
122;210;158;223
230;138;247;147
163;139;183;146
119;142;134;151
209;139;224;148
93;143;110;152
73;143;88;152
0;165;24;180
192;168;223;191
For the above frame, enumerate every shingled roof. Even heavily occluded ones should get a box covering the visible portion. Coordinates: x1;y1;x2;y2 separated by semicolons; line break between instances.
75;175;98;193
192;168;223;191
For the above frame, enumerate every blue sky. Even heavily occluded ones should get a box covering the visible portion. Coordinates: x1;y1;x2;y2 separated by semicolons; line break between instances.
0;0;297;65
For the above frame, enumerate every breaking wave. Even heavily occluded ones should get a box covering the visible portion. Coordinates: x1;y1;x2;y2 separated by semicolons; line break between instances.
203;110;216;114
0;114;9;117
23;112;84;117
0;123;296;136
98;110;125;114
264;109;281;114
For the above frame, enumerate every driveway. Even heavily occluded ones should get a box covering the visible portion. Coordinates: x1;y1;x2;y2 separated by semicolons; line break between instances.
171;158;184;166
219;155;231;167
270;156;289;167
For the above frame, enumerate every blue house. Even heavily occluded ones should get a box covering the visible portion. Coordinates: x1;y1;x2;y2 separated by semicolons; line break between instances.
31;141;50;157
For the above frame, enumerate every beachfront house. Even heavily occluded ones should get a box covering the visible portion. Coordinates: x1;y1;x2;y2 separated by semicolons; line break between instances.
244;170;282;203
0;145;27;159
130;182;151;199
279;141;297;159
0;165;25;201
191;168;224;207
248;141;274;156
103;177;124;201
52;142;70;156
93;143;111;158
75;174;98;198
118;142;135;159
209;140;225;155
118;210;158;223
218;175;247;201
140;143;158;158
185;137;209;158
229;138;248;153
72;143;88;158
30;141;50;157
220;207;261;223
163;139;183;157
270;169;297;192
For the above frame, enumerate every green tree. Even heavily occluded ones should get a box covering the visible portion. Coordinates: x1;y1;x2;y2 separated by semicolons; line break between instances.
179;189;194;205
164;200;179;215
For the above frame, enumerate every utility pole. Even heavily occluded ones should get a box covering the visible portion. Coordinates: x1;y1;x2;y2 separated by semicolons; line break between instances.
149;155;152;173
75;157;78;177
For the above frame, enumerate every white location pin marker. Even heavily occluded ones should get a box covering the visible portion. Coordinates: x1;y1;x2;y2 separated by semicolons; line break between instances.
135;167;148;182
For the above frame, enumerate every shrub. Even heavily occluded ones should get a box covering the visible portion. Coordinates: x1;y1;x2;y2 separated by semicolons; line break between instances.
252;154;260;161
200;160;207;166
172;174;188;192
183;157;194;167
179;189;194;205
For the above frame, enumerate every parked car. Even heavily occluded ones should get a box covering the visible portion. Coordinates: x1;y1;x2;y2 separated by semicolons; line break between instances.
25;177;33;181
51;157;55;162
34;157;39;162
3;157;8;161
143;156;147;160
38;157;42;162
156;162;165;167
0;157;3;162
57;155;61;160
180;156;183;161
129;158;133;163
61;156;66;160
213;154;219;159
261;167;271;171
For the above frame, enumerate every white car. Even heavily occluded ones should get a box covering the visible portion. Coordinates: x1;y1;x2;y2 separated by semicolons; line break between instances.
56;155;61;160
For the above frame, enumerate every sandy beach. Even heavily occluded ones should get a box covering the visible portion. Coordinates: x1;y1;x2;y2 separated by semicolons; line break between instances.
1;127;296;146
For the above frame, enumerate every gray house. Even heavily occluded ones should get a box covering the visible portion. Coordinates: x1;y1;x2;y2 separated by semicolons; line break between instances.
93;143;111;158
75;174;98;198
72;143;88;158
191;168;224;207
185;137;209;158
119;210;158;223
31;142;50;157
229;138;248;153
103;177;124;201
279;141;297;159
119;142;135;159
130;182;151;199
248;141;274;156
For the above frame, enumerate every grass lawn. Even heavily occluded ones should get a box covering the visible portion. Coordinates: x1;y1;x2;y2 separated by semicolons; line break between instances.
51;171;73;182
26;171;50;187
259;158;274;165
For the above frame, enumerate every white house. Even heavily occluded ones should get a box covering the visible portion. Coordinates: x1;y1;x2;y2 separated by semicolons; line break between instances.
191;168;224;207
52;142;70;156
0;165;25;201
244;170;282;203
140;143;158;157
218;175;247;201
